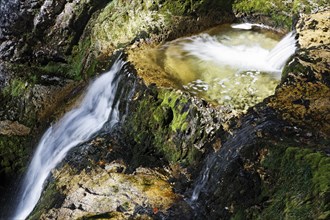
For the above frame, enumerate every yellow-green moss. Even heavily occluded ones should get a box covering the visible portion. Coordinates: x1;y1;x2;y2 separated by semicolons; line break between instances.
28;180;65;220
125;88;203;166
79;212;125;220
0;136;29;178
157;90;189;132
2;79;27;97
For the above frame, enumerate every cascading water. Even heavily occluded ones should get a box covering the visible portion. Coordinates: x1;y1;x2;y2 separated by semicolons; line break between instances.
181;31;296;77
13;59;126;220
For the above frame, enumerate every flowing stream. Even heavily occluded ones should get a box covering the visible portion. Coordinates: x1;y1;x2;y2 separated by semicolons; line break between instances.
12;23;297;219
13;59;126;220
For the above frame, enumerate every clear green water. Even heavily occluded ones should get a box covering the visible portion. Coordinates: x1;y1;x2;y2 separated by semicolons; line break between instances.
154;24;296;111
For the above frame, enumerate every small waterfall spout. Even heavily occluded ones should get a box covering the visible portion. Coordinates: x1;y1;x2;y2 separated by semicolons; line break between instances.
266;32;297;70
13;59;126;220
181;30;296;78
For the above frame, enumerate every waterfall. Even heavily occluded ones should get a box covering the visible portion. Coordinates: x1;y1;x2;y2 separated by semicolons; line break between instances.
13;59;126;220
266;32;297;70
181;30;296;79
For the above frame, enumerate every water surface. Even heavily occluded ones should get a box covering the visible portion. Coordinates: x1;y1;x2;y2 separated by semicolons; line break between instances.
153;24;296;110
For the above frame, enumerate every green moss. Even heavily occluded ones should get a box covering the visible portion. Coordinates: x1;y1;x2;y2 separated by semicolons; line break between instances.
160;0;233;16
233;0;328;29
161;0;202;16
69;38;93;80
157;90;189;132
38;38;99;80
257;146;330;219
79;212;123;220
92;0;166;50
125;88;203;166
2;79;27;97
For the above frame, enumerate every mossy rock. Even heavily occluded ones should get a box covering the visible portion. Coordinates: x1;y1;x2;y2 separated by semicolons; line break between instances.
28;180;66;220
252;146;330;220
233;0;329;29
123;86;224;168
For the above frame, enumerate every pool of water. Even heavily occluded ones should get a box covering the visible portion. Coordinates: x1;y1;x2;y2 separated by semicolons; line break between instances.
151;24;295;111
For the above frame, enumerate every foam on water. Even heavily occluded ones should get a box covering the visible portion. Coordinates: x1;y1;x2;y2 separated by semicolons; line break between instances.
181;31;296;78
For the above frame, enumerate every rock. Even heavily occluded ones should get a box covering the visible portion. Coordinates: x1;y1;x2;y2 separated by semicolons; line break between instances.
269;10;330;138
0;120;30;136
233;0;330;30
122;86;234;169
31;163;179;219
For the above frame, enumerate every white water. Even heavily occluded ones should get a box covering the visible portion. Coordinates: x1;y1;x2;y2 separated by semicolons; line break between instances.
13;59;125;220
231;22;273;30
181;30;296;79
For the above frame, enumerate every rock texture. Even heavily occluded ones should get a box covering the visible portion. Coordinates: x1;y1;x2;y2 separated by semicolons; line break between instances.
35;165;178;219
190;9;330;219
233;0;329;29
269;10;330;137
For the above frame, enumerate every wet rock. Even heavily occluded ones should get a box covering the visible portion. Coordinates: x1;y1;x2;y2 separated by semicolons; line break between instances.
32;164;178;219
0;1;329;220
122;86;234;170
89;0;234;57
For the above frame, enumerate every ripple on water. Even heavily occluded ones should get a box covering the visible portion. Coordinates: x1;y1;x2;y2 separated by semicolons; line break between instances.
153;24;296;111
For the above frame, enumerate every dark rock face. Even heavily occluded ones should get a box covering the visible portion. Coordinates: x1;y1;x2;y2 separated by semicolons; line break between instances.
0;0;236;193
0;0;109;63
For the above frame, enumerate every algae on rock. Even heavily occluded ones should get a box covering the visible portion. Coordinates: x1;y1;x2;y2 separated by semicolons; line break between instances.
123;87;228;167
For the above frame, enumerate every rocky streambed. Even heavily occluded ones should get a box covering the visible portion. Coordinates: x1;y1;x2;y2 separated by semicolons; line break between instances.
0;0;329;219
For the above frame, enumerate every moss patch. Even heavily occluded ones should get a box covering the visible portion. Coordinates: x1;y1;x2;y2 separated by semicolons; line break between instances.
125;87;206;167
233;0;328;29
255;146;330;219
2;79;27;97
79;212;125;220
28;180;66;220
